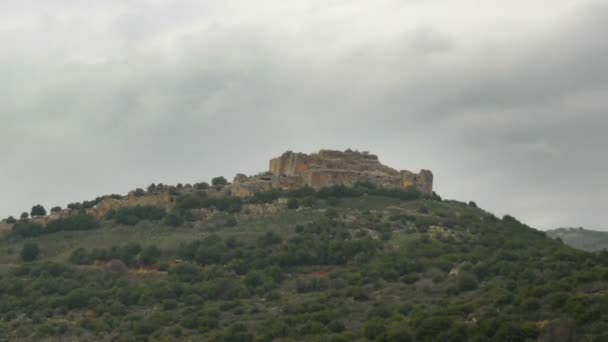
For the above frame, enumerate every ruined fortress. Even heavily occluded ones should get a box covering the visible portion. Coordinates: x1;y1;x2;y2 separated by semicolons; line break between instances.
231;149;433;197
0;149;433;234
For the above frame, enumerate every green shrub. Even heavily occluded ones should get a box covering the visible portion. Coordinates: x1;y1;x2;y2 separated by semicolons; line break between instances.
46;214;99;233
30;205;47;217
139;245;162;265
164;213;184;227
287;198;300;209
111;206;166;225
257;231;282;248
21;243;40;262
212;176;228;186
12;220;44;238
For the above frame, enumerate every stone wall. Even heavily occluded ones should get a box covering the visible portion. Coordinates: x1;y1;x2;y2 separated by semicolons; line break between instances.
233;149;433;197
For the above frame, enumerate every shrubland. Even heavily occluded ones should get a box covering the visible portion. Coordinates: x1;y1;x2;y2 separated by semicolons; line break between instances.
0;183;607;341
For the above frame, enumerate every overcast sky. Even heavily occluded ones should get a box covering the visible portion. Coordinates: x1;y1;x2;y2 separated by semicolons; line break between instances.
1;0;607;230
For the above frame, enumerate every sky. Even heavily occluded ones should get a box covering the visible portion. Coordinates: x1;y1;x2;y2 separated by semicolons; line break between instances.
1;0;607;230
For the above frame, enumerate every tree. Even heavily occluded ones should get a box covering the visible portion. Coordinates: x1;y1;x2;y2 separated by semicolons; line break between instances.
5;216;17;224
31;204;47;217
50;206;62;213
194;182;209;190
20;212;29;220
67;202;83;210
21;243;40;262
212;176;228;186
140;245;162;265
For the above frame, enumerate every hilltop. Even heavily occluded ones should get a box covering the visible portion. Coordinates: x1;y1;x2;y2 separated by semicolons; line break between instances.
546;227;608;252
0;150;607;341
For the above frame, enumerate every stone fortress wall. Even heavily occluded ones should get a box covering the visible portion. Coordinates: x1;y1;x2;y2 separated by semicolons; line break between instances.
231;149;433;197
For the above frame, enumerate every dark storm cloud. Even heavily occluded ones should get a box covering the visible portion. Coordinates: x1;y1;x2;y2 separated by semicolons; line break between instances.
1;1;606;230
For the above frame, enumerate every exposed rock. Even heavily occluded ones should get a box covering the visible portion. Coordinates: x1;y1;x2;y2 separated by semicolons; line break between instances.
89;192;176;219
232;149;433;197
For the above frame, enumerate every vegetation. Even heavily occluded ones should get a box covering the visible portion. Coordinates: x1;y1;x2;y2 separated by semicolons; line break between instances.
30;204;47;217
106;206;166;226
1;182;607;340
20;242;40;262
212;176;228;186
11;214;99;238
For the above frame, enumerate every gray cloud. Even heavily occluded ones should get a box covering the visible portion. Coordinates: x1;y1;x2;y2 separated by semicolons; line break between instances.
1;1;607;230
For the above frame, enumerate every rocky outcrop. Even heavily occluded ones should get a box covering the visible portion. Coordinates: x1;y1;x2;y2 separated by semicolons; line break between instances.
232;149;433;197
89;192;176;219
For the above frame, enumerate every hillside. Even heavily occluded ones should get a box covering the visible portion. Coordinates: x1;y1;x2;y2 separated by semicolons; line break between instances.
546;228;608;252
1;151;607;341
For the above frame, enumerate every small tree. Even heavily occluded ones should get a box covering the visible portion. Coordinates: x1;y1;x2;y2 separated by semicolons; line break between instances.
21;243;40;262
51;206;62;213
20;212;29;220
5;216;17;224
31;204;47;217
212;177;228;186
194;182;210;190
67;202;83;210
140;245;162;265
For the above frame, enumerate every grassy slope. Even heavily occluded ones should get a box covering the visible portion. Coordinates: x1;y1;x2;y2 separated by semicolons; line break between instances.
1;195;607;341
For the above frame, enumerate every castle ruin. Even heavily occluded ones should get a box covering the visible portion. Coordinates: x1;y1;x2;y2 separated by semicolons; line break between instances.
231;150;433;197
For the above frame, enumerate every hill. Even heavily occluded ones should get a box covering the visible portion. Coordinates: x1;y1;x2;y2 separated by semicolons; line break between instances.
0;150;607;341
546;227;608;252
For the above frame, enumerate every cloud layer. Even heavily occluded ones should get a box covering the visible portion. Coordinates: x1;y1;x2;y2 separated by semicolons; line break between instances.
1;0;607;230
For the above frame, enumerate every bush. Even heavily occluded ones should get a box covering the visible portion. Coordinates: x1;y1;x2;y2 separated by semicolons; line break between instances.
363;319;387;340
212;176;228;186
455;272;478;292
69;248;93;265
46;214;99;233
325;208;338;219
287;198;300;209
12;220;44;238
21;243;40;262
139;245;162;265
111;206;166;225
164;213;184;227
31;205;47;217
175;192;242;213
257;232;282;248
67;203;83;210
194;182;210;190
50;206;62;213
